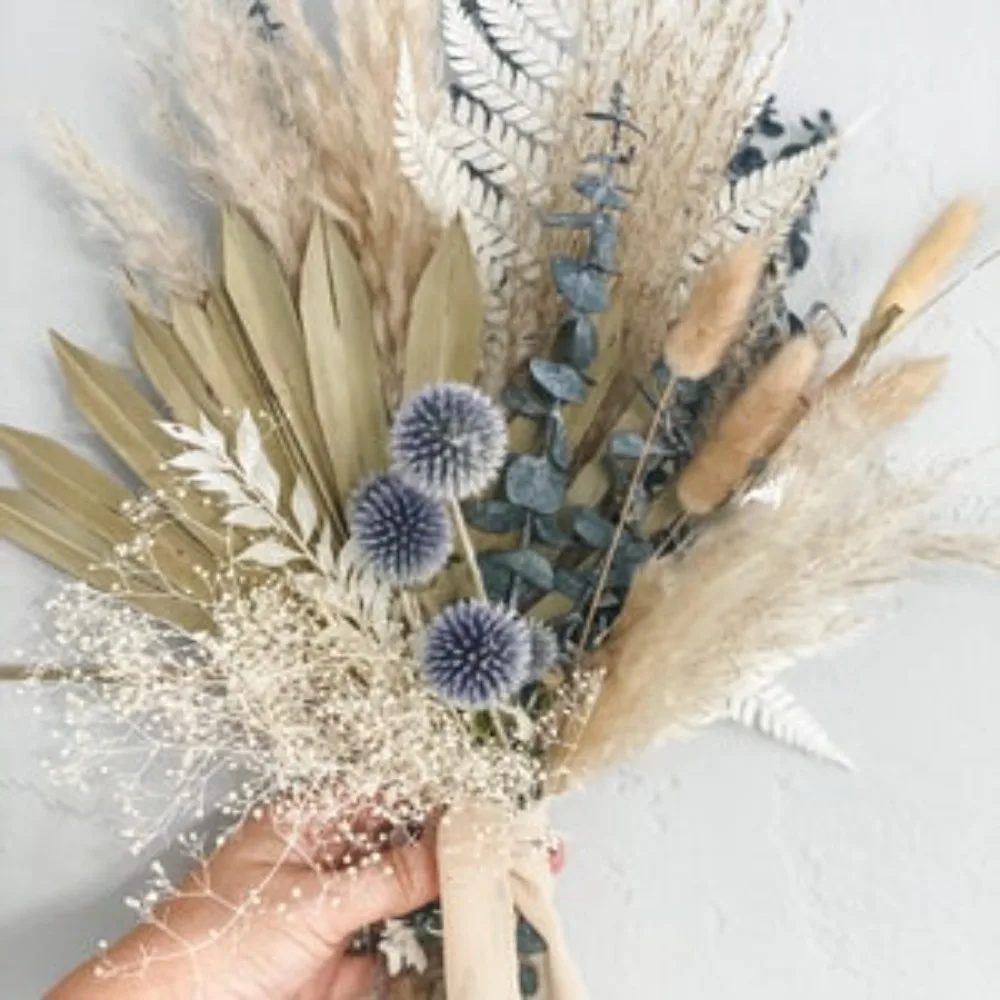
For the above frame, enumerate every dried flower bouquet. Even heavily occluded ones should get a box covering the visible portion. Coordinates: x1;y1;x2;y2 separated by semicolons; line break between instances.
2;2;999;998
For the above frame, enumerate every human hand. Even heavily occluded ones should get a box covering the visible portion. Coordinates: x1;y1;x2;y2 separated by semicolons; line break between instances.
47;814;440;1000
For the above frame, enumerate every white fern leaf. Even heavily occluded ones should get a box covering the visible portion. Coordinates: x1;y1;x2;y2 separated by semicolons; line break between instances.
450;92;550;197
197;413;226;455
518;0;577;40
441;0;556;141
167;450;222;474
224;506;276;530
238;540;300;569
686;138;839;270
317;522;336;576
235;411;263;477
475;0;571;88
291;479;318;542
395;46;467;222
727;683;854;770
160;421;211;449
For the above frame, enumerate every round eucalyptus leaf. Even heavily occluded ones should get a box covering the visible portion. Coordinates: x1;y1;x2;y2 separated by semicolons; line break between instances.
465;499;528;534
551;257;609;314
519;962;540;997
532;514;573;549
609;431;647;460
516;918;547;956
530;359;588;404
546;413;572;471
486;549;555;591
553;567;592;601
572;508;615;549
502;384;550;419
479;557;514;603
554;314;598;369
505;455;566;516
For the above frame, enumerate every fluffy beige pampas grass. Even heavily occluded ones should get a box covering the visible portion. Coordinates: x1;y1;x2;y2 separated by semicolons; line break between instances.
556;390;943;784
677;333;822;515
852;357;948;428
46;120;210;304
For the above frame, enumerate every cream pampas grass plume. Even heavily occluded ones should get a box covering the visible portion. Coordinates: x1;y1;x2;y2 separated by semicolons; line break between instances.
677;333;822;515
852;357;949;428
557;392;938;783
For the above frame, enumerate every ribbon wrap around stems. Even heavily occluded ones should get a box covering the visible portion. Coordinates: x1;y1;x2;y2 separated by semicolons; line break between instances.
437;803;586;1000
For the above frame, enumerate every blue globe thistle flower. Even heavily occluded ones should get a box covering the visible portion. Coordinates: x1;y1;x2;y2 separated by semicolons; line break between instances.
423;601;531;708
392;383;508;501
349;474;452;586
527;621;560;679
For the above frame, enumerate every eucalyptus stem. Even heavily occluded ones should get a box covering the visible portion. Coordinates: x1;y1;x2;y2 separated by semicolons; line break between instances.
578;375;679;657
449;498;488;602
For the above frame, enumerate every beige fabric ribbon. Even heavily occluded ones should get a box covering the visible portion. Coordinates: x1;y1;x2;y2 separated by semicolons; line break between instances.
437;803;586;1000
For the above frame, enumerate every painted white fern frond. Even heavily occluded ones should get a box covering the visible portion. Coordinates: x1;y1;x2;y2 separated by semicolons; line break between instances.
394;46;466;221
451;91;551;198
727;683;854;770
518;0;577;40
475;0;571;87
442;0;557;141
686;137;839;270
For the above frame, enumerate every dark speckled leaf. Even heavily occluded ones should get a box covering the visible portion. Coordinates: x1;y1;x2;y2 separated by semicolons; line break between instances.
505;456;566;515
486;549;554;591
609;431;647;460
465;499;528;534
519;963;540;997
530;359;588;404
573;508;615;549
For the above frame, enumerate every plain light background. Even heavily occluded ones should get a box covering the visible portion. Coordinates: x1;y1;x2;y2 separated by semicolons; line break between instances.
2;2;999;997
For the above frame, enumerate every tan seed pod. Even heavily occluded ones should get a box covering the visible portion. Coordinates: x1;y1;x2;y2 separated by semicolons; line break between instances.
677;334;822;515
664;241;767;379
853;357;948;428
868;198;982;338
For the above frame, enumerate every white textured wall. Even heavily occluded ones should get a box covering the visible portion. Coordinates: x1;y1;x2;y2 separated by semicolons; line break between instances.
2;2;999;997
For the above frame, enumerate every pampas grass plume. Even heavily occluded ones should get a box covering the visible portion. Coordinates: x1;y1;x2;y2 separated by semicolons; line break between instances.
677;334;822;515
869;198;982;338
663;241;766;379
852;357;948;428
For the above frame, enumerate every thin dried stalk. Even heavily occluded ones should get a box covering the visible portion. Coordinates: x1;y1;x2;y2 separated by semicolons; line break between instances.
557;390;939;784
664;241;767;379
677;334;821;515
46;119;210;304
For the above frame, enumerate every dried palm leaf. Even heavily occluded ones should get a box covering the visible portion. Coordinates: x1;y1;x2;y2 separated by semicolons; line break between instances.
300;215;389;500
402;219;486;400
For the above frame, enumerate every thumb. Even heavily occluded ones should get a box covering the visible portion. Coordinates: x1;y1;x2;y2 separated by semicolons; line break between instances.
326;836;440;939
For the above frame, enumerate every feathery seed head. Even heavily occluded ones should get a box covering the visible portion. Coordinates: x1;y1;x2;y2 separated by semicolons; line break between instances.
349;473;452;586
423;601;531;708
392;383;508;501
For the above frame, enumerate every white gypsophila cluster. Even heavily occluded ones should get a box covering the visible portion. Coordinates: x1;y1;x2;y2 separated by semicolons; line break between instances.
38;554;544;857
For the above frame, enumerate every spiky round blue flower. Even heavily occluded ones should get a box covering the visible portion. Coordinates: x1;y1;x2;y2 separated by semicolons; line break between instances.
349;474;452;586
423;601;531;708
527;622;560;679
392;383;508;501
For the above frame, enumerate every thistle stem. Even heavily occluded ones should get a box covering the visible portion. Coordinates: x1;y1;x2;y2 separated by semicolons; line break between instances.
448;498;488;602
578;375;678;658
